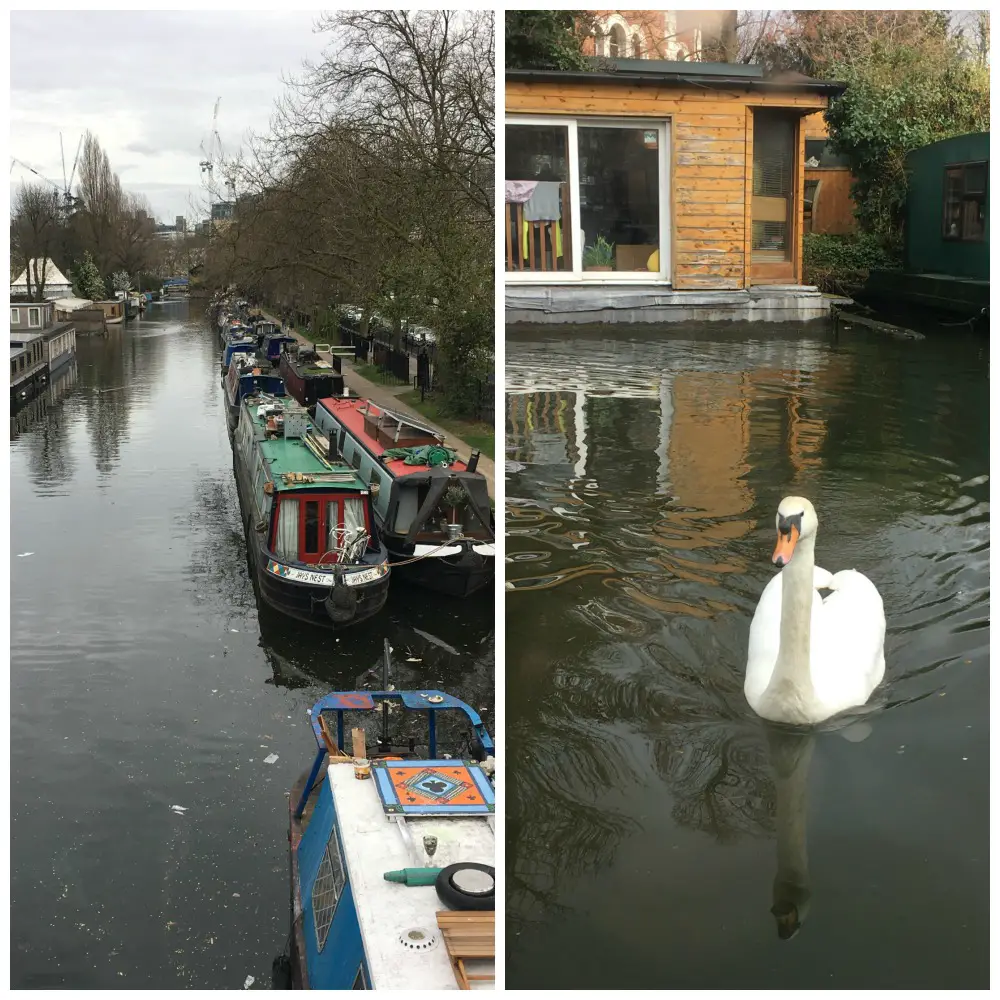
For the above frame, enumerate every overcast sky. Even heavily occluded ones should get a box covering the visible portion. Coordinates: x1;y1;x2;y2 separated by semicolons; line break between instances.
10;11;331;223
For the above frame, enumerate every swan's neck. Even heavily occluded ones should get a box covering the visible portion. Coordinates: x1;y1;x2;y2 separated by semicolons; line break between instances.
766;535;817;708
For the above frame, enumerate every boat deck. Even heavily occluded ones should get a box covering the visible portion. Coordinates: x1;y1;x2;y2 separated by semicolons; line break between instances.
244;396;365;493
328;761;494;990
320;398;468;478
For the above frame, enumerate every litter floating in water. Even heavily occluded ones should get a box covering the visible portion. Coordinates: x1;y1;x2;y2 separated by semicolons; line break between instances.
243;975;255;989
170;805;188;814
16;552;34;558
263;753;279;765
230;629;239;633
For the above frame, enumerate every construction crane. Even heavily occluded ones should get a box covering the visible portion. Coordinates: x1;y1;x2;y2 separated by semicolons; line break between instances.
11;132;83;216
200;96;223;199
60;132;83;210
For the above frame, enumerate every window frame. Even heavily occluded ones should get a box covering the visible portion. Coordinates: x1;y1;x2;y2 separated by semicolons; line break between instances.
941;160;988;243
11;308;19;324
505;115;671;284
28;307;41;328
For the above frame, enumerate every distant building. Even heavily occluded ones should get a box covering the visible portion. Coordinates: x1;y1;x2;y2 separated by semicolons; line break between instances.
154;222;186;241
580;11;735;61
175;215;187;233
10;259;73;300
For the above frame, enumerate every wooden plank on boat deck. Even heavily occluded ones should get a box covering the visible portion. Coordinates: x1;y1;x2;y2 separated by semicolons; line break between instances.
352;727;367;759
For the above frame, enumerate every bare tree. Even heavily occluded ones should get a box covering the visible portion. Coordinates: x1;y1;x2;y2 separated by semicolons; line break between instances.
76;131;125;276
11;182;62;301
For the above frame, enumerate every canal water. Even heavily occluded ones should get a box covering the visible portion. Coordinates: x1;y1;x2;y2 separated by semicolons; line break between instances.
505;321;988;989
10;301;494;989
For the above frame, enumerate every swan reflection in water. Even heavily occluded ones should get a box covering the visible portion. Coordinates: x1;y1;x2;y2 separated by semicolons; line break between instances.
766;725;815;941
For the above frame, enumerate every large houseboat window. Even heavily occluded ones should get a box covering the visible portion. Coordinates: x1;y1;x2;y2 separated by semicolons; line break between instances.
578;125;661;272
275;498;300;561
943;162;987;241
10;308;18;323
28;307;41;327
505;124;571;273
304;501;321;555
313;827;347;952
506;117;669;280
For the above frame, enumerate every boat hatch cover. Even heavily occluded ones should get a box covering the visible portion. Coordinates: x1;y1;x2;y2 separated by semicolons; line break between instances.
372;759;495;817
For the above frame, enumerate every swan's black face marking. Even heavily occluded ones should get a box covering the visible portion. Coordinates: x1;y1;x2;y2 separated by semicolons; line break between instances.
777;512;803;538
773;512;803;567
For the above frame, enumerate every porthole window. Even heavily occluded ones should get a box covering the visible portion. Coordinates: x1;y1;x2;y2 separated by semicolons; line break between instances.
313;825;346;951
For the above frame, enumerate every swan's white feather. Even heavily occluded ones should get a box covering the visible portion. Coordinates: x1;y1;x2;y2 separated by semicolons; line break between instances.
745;565;885;723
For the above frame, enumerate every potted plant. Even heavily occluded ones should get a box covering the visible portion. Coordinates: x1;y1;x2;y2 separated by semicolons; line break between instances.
440;483;468;540
583;236;615;272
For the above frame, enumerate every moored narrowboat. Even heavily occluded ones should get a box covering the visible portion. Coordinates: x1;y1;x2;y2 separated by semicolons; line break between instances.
233;394;390;629
221;337;257;374
279;347;345;407
223;357;285;437
312;398;494;598
283;647;495;989
260;331;298;368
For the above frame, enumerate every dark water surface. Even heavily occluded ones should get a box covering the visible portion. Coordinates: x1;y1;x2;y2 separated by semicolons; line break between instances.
10;302;494;989
505;322;988;989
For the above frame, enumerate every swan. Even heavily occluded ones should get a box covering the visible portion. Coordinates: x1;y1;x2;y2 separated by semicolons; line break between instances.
745;497;886;725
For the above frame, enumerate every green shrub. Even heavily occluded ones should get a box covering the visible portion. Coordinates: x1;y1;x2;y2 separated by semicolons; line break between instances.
802;232;901;294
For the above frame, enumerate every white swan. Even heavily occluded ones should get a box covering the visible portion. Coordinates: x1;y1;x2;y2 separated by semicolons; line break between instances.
745;496;886;725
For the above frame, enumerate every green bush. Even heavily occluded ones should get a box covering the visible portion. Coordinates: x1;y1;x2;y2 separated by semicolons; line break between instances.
802;233;901;294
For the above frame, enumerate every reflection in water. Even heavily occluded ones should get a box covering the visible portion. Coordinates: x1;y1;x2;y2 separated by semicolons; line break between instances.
11;361;80;491
766;727;814;941
506;324;988;988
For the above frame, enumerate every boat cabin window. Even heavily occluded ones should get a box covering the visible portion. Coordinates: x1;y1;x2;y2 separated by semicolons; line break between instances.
313;827;347;952
273;494;371;564
304;501;321;555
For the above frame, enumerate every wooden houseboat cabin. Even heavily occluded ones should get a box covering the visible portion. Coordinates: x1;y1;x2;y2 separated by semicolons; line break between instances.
504;59;846;324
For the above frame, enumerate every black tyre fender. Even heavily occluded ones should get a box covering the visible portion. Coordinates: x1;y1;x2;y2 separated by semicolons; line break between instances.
434;863;495;911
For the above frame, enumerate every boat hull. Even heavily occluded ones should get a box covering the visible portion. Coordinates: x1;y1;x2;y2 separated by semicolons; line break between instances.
387;539;493;597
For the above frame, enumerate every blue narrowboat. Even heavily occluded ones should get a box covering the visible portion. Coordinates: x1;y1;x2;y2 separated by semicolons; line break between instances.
222;357;285;437
282;655;495;989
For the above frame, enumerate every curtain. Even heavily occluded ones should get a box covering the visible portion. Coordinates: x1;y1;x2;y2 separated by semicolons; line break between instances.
275;499;299;561
342;497;368;562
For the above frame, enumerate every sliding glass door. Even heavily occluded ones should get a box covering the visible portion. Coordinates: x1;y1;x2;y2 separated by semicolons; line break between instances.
505;117;670;281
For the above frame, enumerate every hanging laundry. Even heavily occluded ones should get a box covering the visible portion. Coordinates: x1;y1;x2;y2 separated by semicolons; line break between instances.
522;180;563;222
505;180;538;204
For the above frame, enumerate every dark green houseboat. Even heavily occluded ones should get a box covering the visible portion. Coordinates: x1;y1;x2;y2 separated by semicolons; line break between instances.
866;132;989;317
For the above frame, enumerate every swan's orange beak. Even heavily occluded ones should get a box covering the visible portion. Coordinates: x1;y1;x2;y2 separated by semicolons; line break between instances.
772;525;799;567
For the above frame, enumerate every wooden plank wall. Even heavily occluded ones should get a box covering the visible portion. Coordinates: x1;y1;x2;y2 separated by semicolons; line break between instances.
506;81;829;290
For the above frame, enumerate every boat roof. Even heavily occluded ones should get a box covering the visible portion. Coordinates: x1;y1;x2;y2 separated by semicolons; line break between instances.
245;397;366;493
327;760;495;990
318;397;469;478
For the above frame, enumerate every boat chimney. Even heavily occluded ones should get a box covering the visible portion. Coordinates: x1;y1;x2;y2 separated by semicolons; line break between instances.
467;450;480;474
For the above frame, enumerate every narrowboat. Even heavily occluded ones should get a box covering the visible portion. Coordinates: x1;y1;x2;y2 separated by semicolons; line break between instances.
282;645;495;990
260;331;298;368
253;319;280;344
233;393;390;629
221;321;252;349
279;347;344;407
221;337;257;375
312;399;494;598
223;357;285;437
